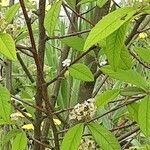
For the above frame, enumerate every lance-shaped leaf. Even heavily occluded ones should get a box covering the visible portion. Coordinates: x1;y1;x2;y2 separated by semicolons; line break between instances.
128;102;139;122
138;96;150;137
134;47;150;64
12;131;27;150
88;123;121;150
97;0;108;8
119;46;133;70
68;63;94;81
100;65;148;90
61;36;85;51
84;7;136;50
44;0;62;37
60;123;84;150
0;33;17;61
105;23;128;70
5;3;20;23
2;129;22;148
0;86;11;122
96;89;120;108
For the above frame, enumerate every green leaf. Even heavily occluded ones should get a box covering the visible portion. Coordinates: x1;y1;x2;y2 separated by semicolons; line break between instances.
97;0;108;8
5;3;20;23
142;145;150;150
128;102;139;122
119;46;133;70
84;7;136;50
134;47;150;64
88;123;121;150
0;86;11;122
143;6;150;14
105;23;128;70
61;36;85;51
78;0;95;5
138;96;150;137
65;0;76;8
121;87;145;96
68;63;94;81
44;0;62;37
60;123;84;150
2;129;21;147
96;89;120;108
100;65;148;90
12;131;27;150
0;33;17;61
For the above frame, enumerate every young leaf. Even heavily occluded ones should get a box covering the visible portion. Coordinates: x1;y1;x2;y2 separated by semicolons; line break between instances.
97;0;108;8
96;89;120;108
68;63;94;81
60;123;84;150
84;7;136;50
12;131;27;150
134;47;150;64
100;65;148;90
128;102;139;122
44;0;62;37
0;33;17;61
0;86;11;122
88;123;121;150
5;3;20;23
138;96;150;137
105;23;128;70
61;36;85;51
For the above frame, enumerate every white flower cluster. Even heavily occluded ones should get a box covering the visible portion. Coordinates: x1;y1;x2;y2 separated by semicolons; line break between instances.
78;137;99;150
69;98;96;122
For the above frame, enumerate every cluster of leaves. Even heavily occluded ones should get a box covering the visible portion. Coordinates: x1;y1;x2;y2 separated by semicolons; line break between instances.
0;0;150;150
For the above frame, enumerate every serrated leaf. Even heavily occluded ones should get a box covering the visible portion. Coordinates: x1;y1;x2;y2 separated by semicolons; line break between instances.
97;0;108;8
134;47;150;64
0;33;17;61
60;123;84;150
68;63;94;81
138;96;150;137
96;89;120;108
44;0;62;37
128;102;139;122
84;7;136;50
5;3;20;23
0;86;11;122
12;131;27;150
88;123;121;150
119;46;133;70
100;65;148;90
105;23;128;70
61;36;85;51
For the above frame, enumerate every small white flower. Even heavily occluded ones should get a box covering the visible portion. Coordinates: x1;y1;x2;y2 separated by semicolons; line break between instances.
62;59;71;67
100;60;107;66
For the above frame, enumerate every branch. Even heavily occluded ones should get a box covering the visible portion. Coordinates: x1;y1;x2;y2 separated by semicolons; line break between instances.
17;53;34;83
63;2;95;26
46;29;90;40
